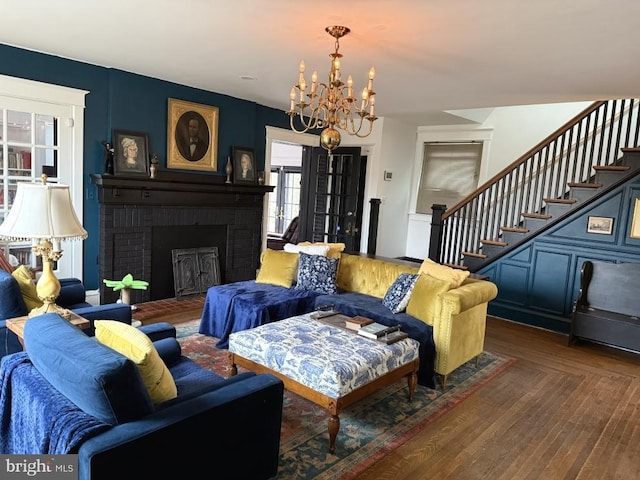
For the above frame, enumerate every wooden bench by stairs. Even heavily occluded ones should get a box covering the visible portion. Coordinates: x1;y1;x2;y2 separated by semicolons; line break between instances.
569;260;640;353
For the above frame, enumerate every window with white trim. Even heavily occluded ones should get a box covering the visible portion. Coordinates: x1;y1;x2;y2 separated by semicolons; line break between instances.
415;142;482;214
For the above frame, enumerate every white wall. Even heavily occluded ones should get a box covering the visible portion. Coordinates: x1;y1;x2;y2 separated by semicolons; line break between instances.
338;117;417;258
403;101;592;260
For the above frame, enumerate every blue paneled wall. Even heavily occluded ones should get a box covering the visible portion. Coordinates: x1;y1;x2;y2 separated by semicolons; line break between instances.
0;44;290;288
482;176;640;333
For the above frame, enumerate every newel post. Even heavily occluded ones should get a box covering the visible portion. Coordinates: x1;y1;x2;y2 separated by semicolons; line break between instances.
367;198;382;255
428;204;447;262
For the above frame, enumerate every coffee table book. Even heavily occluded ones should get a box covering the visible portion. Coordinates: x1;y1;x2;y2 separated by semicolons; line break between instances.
344;315;373;331
358;322;400;339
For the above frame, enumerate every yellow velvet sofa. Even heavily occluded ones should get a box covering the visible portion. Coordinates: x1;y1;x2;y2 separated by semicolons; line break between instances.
333;254;499;387
200;248;498;389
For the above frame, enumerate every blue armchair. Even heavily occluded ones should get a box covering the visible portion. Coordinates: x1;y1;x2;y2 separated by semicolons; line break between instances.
0;269;133;358
0;313;284;480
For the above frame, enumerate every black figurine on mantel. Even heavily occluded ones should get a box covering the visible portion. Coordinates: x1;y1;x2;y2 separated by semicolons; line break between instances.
102;140;114;175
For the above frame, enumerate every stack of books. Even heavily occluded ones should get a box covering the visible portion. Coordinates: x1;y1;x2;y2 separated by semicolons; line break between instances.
357;322;408;344
344;315;373;331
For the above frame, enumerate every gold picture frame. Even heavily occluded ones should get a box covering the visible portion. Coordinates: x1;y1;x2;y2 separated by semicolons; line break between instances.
630;198;640;239
167;98;218;171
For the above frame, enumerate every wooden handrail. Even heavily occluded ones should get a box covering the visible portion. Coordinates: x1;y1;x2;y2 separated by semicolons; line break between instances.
443;101;606;220
432;98;640;267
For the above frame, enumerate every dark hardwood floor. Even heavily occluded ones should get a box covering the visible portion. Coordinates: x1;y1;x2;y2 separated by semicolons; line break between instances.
150;300;638;479
357;316;640;480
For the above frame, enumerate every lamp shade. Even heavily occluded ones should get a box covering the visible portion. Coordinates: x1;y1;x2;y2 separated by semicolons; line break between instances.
0;181;87;242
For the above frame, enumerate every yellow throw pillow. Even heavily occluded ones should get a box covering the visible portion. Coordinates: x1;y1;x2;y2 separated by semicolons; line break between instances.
11;265;43;311
297;242;346;259
406;274;451;326
94;320;177;405
418;258;470;289
256;249;299;288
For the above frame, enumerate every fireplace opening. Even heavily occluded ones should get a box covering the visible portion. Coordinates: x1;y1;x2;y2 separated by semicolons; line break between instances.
151;225;227;300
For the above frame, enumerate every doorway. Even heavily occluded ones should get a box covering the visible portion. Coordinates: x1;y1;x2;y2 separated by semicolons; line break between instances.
264;130;367;253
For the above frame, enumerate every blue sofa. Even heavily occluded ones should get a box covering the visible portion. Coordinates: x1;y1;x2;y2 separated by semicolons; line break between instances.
0;313;284;480
0;269;133;358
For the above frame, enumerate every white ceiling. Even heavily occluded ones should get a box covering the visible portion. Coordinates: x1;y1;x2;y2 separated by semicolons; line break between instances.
2;0;639;126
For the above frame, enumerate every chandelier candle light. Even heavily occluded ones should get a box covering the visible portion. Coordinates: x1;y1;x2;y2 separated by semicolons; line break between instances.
0;175;87;318
288;25;377;153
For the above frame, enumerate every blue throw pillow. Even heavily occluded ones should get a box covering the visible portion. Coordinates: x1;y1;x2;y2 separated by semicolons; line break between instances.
382;273;419;313
295;252;338;294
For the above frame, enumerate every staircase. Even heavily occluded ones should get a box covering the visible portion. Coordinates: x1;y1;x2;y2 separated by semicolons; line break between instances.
429;99;640;271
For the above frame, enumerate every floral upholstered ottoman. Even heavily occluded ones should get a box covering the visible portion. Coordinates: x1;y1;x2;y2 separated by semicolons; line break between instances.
228;313;420;452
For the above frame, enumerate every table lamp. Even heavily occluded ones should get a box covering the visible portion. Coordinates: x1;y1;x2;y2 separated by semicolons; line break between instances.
0;175;87;318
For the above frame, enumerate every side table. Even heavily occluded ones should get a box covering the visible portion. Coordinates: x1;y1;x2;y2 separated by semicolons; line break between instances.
6;311;90;348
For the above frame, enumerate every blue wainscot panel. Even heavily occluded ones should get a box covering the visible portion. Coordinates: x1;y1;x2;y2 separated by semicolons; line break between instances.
529;250;571;315
495;263;530;305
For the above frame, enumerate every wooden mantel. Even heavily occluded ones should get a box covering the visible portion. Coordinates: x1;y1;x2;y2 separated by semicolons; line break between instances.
90;173;273;206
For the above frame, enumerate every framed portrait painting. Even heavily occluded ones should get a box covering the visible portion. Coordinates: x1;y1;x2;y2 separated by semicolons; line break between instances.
232;146;256;184
167;98;219;172
112;129;150;176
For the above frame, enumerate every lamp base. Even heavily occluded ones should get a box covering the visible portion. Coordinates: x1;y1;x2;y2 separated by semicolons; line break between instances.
29;302;71;319
31;239;69;319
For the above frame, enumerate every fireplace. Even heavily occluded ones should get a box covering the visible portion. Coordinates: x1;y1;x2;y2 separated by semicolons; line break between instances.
90;173;272;302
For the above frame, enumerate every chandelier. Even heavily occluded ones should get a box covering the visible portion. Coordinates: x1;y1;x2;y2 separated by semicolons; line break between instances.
287;25;377;153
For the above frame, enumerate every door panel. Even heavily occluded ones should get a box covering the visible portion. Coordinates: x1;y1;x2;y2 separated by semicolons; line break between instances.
300;146;363;252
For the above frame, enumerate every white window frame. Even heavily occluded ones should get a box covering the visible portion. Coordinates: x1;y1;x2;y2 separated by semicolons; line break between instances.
0;74;88;280
410;126;494;215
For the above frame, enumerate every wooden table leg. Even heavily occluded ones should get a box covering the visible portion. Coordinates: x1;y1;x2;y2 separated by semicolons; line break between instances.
407;369;417;401
328;414;340;453
227;352;238;376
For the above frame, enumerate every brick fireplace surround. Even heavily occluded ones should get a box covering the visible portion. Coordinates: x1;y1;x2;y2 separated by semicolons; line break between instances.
90;173;273;303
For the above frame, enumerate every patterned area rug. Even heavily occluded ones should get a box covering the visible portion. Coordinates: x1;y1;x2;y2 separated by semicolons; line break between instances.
175;319;515;479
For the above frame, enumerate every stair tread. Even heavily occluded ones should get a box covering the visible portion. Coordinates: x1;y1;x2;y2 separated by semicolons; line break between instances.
443;263;468;270
502;227;529;233
593;165;630;171
544;198;577;204
461;252;487;259
522;212;552;219
621;147;640;153
481;239;507;246
567;182;602;188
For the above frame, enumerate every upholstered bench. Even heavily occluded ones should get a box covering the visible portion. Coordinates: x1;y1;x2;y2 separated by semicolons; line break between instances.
228;313;420;452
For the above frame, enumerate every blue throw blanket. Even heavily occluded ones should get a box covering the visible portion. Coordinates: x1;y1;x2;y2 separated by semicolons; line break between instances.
200;281;319;348
0;352;109;454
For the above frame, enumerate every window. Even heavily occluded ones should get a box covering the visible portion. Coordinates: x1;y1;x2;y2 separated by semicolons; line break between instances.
415;142;482;214
267;166;301;235
0;74;86;278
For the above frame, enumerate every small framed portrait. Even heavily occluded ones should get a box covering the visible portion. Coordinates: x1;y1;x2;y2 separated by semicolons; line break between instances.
232;146;256;184
630;198;640;239
587;216;614;235
167;98;218;172
112;129;150;176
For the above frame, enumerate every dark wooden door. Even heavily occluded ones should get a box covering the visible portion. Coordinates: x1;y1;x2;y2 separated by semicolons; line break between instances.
299;146;365;252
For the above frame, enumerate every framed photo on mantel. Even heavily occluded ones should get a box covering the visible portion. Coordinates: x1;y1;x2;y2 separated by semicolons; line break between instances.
112;129;150;177
232;146;256;184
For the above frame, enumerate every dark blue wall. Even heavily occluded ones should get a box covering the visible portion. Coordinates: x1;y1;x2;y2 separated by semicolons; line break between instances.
0;44;290;289
482;175;640;333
